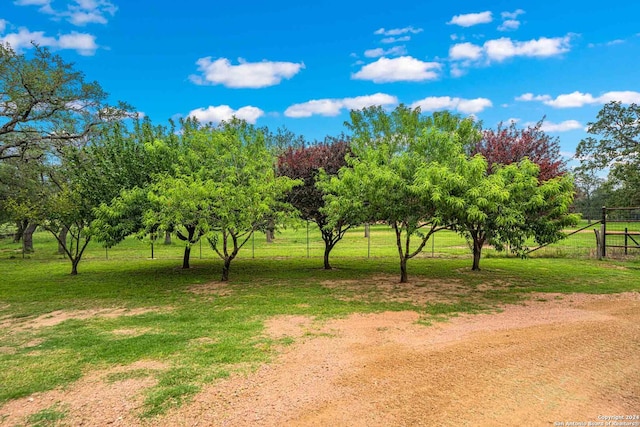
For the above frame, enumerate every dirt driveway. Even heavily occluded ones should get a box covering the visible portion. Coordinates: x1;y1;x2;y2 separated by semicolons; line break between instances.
2;292;639;426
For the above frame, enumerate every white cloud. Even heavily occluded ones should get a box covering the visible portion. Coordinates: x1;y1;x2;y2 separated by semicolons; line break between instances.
516;90;640;108
1;27;98;55
1;28;55;50
498;20;520;31
599;91;640;104
188;105;264;125
380;36;411;44
0;19;6;33
190;57;304;89
457;98;493;114
484;36;571;61
364;45;407;58
501;9;525;20
450;65;466;78
69;10;107;25
285;93;398;118
515;93;551;102
449;35;573;76
352;56;441;83
342;93;399;110
363;48;383;58
57;32;99;55
14;0;117;26
68;0;117;25
449;42;483;60
448;11;493;27
526;120;582;132
410;96;492;114
588;39;626;48
285;99;343;118
499;9;525;31
545;91;596;108
374;26;423;36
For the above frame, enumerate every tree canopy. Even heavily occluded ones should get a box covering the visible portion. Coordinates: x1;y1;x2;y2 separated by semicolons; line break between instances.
474;119;566;181
424;155;577;270
576;101;640;206
324;106;476;282
278;137;352;269
0;43;130;161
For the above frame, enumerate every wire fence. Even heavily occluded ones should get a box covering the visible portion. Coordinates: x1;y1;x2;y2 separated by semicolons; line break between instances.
526;221;602;259
3;218;639;263
602;207;640;258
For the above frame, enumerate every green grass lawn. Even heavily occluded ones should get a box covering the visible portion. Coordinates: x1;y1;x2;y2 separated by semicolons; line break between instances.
1;227;639;421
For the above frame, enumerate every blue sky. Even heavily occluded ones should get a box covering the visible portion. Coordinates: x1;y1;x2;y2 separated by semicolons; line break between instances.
2;0;639;167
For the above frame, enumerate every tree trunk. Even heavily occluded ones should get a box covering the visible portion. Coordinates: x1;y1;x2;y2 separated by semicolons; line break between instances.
71;258;80;275
364;223;370;238
323;245;332;270
182;246;191;269
164;230;172;245
58;226;68;254
472;236;484;271
22;222;37;253
399;256;408;283
393;223;408;283
221;257;232;281
266;219;275;243
14;220;25;243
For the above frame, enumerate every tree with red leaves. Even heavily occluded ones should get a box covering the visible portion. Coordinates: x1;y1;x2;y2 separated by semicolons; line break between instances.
474;119;566;181
277;137;352;269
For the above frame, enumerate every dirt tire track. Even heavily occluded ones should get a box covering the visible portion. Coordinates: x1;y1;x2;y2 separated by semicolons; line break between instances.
159;292;640;426
1;293;638;426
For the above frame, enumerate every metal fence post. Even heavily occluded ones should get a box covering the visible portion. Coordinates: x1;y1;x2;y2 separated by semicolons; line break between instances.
306;221;310;259
601;206;607;258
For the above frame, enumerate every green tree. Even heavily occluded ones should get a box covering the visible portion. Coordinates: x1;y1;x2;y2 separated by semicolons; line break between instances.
324;106;477;283
1;42;131;262
145;174;212;269
139;119;298;279
0;43;129;161
115;118;214;269
82;118;180;248
204;120;299;281
0;158;44;251
38;182;95;275
424;156;577;270
8;158;97;275
576;101;640;206
573;168;605;223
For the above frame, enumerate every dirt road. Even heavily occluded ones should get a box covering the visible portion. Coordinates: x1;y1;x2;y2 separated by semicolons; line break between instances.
2;292;639;426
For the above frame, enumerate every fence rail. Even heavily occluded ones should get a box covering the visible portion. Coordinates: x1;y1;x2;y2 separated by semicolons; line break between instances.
601;206;640;258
